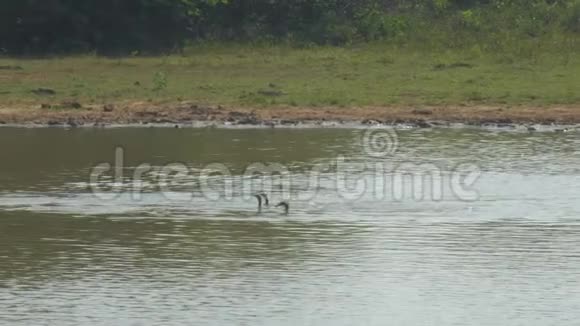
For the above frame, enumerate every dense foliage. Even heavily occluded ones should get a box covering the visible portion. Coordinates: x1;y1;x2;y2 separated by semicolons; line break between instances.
1;0;580;54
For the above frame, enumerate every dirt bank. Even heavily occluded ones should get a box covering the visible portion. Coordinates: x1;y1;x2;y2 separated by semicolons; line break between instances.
1;102;579;128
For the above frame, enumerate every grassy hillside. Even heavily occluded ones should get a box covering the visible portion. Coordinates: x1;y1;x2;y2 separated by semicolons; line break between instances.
1;42;580;109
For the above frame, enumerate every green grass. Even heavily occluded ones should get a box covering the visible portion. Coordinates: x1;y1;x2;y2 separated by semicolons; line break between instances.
2;42;580;108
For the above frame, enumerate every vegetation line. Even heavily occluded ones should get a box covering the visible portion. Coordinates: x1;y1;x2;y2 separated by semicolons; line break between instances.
2;1;580;122
1;44;580;109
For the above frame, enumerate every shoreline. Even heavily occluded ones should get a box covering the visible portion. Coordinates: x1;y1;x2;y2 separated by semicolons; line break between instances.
1;102;580;130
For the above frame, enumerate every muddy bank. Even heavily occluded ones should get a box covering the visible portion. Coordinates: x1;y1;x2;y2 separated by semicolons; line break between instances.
1;101;580;129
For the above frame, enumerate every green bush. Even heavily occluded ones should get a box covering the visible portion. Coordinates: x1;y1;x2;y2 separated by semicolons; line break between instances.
2;0;580;55
562;0;580;32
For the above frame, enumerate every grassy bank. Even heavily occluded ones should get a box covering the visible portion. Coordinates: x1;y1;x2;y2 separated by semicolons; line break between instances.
1;42;580;110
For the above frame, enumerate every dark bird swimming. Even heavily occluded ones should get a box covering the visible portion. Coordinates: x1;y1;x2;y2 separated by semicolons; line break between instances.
254;193;270;211
258;192;269;206
275;201;290;215
254;193;289;214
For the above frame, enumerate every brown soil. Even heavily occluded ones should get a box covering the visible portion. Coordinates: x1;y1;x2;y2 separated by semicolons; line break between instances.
1;101;579;127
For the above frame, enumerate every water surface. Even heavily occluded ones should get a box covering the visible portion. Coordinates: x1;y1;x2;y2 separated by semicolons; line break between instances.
1;127;579;325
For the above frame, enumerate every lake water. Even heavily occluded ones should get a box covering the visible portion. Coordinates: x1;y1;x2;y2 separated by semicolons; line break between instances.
1;127;580;325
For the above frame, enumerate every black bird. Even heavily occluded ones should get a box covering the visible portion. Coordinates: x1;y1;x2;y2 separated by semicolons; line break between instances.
254;193;270;211
254;193;289;214
275;201;290;215
258;193;270;206
254;194;264;211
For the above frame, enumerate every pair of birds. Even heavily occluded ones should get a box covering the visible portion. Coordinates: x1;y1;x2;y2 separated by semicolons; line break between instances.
254;193;289;214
